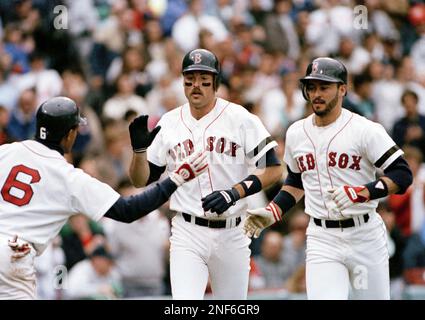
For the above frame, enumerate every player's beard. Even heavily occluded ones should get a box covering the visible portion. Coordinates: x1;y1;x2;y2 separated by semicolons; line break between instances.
312;91;339;117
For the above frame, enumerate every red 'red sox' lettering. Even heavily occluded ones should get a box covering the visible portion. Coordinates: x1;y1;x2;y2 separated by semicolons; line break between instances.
296;152;362;172
171;137;240;161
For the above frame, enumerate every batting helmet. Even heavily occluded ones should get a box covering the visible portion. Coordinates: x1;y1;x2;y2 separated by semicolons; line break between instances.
35;96;86;143
182;48;220;89
299;57;348;100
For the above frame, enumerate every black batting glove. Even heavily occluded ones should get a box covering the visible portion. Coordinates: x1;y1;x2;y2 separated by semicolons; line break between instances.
129;115;161;153
201;188;241;215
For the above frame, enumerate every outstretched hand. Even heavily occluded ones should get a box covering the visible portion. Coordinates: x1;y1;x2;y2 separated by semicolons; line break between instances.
129;115;161;153
243;203;282;238
170;151;209;186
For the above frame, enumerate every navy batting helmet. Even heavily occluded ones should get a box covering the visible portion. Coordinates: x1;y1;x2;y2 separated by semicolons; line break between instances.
35;96;86;143
182;48;221;89
300;57;348;100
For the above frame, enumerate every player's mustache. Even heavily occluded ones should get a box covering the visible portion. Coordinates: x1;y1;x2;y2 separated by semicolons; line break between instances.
313;98;325;104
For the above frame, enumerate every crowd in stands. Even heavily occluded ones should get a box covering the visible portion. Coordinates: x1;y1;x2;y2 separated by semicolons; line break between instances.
1;0;425;299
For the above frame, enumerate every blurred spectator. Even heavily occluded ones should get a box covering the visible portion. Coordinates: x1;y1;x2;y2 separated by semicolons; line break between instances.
402;220;425;285
34;236;65;300
106;180;170;298
264;0;300;60
365;0;400;43
371;62;404;131
61;70;105;164
284;264;306;295
90;1;142;78
0;105;12;145
243;52;280;104
171;0;228;52
145;73;186;120
259;66;304;135
305;0;354;57
281;210;309;271
65;0;99;61
343;72;375;119
3;23;32;74
388;146;425;237
102;119;133;182
7;87;37;141
392;90;425;156
60;214;107;271
106;46;153;97
78;154;120;189
377;202;406;300
396;56;425;114
12;51;63;106
252;230;296;290
337;36;371;75
0;58;19;111
67;245;122;299
102;73;149;120
408;3;425;81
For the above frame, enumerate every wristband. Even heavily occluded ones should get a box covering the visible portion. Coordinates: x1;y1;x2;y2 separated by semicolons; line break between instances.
238;175;262;197
272;190;297;214
364;179;389;200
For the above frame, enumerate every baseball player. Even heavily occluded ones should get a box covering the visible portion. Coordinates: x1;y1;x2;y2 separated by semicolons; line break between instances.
244;57;413;299
0;96;208;299
128;48;283;299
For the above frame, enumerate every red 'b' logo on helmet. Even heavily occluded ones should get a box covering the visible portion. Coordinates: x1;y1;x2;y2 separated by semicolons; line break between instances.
192;53;202;64
312;62;319;74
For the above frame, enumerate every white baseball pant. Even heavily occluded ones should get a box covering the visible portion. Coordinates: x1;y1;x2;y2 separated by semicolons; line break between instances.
305;212;390;299
0;235;37;300
169;213;251;299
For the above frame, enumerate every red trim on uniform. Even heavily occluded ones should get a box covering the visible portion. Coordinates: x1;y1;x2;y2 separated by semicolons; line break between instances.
325;112;354;189
303;118;331;219
203;100;231;192
325;112;354;218
180;106;204;199
21;142;64;159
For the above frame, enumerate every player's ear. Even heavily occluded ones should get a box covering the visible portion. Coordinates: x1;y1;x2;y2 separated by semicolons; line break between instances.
339;84;347;97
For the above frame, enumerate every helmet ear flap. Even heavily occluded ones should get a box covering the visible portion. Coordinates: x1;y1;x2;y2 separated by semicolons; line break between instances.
301;82;309;101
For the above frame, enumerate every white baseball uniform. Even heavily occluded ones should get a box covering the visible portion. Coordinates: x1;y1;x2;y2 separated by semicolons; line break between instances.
0;140;120;299
147;97;277;299
284;108;403;299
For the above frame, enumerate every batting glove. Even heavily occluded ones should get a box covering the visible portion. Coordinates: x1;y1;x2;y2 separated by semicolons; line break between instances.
129;115;161;153
8;235;31;261
169;151;208;186
243;202;282;238
201;188;241;215
328;185;369;211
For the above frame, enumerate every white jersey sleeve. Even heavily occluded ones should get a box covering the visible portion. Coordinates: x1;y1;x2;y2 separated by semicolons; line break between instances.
283;120;303;173
68;168;121;222
242;111;278;165
362;121;404;170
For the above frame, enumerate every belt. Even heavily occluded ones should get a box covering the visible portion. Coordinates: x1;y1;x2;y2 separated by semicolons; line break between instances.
313;213;369;229
181;212;241;229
